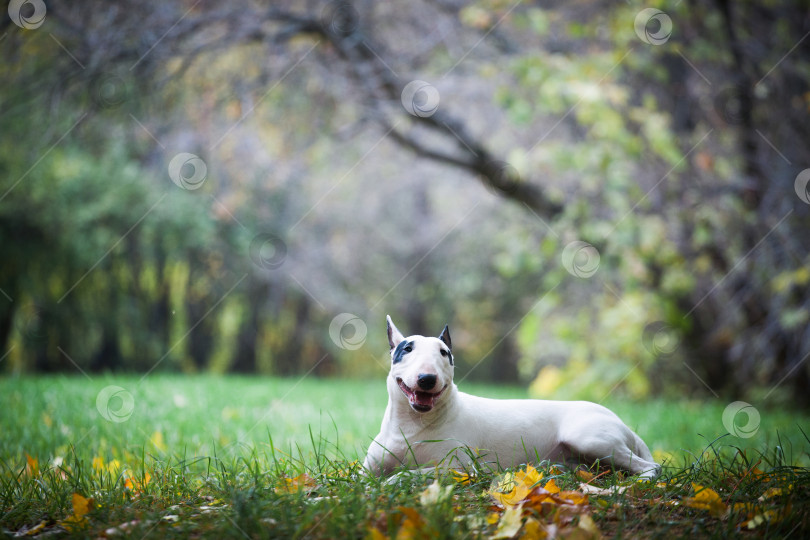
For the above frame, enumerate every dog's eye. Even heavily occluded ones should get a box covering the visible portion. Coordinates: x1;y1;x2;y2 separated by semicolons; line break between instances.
404;346;412;353
440;349;448;357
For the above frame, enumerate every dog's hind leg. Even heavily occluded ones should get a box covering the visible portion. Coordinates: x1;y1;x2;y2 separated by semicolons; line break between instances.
561;421;660;479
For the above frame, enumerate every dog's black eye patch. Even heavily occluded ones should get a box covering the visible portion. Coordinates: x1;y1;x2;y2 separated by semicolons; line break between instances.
392;340;413;364
440;347;453;365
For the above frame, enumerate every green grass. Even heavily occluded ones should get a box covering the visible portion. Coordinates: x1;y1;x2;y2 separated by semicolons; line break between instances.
1;375;809;538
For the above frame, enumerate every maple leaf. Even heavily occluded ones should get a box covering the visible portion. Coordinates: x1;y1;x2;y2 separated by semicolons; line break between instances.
683;483;727;517
542;479;560;494
490;465;545;508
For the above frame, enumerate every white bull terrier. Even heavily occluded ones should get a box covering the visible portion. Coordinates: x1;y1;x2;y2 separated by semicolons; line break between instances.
363;316;660;479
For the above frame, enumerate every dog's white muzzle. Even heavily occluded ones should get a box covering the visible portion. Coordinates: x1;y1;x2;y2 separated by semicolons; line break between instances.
396;377;447;413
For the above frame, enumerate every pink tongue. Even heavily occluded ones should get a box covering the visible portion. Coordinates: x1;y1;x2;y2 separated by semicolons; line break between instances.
414;391;433;406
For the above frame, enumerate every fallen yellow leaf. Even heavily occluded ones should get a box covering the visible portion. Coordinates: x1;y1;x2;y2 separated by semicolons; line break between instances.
575;469;595;482
491;504;523;539
275;473;317;494
62;493;93;531
553;491;589;506
743;506;791;529
520;517;549;539
124;472;152;493
419;480;452;506
396;506;435;540
684;483;726;517
16;520;47;536
365;525;387;540
576;513;602;539
450;469;472;485
490;465;544;508
542;479;560;494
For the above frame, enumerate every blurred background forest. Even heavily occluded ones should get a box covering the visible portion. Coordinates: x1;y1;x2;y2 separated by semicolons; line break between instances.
1;0;809;405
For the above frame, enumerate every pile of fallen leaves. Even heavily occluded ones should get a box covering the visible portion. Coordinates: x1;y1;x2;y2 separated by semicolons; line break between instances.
486;465;597;539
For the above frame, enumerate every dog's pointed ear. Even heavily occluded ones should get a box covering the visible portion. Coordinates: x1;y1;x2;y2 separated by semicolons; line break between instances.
438;324;451;350
387;315;405;350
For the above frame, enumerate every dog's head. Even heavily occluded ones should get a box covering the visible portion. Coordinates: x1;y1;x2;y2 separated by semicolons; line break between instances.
386;315;453;414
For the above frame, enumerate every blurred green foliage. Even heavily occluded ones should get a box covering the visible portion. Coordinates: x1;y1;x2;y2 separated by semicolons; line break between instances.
1;0;808;405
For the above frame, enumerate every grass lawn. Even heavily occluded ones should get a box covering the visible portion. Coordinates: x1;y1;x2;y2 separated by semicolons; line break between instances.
1;375;809;538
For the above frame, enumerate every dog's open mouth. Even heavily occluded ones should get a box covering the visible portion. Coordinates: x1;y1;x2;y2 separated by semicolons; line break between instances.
396;378;446;412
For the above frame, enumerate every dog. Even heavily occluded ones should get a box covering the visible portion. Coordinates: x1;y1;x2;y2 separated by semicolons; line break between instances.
362;316;661;479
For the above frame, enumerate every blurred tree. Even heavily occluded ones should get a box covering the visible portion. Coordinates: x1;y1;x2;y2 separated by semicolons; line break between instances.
1;0;808;406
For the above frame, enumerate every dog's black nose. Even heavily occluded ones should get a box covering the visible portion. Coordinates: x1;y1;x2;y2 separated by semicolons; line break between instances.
417;373;437;390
